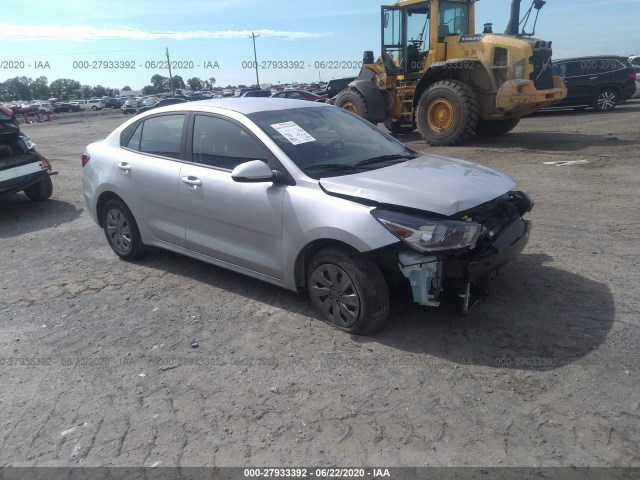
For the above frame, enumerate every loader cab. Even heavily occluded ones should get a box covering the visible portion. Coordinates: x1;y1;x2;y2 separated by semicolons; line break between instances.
381;0;473;75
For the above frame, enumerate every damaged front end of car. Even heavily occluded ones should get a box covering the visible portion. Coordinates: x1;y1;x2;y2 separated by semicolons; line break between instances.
372;191;533;313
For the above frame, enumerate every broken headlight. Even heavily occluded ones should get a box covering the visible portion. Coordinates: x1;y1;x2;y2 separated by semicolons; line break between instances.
372;209;481;253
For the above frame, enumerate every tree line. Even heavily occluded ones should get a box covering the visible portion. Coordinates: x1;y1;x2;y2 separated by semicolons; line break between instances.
0;75;220;102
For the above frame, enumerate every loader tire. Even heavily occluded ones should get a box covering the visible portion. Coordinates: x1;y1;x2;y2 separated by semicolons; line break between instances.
335;89;371;122
416;80;479;146
475;118;520;136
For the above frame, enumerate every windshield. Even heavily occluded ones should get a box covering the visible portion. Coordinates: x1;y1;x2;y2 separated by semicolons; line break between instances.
248;106;418;179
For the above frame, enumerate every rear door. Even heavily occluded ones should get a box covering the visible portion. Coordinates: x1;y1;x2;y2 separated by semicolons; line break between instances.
115;113;188;247
560;60;595;105
179;113;286;279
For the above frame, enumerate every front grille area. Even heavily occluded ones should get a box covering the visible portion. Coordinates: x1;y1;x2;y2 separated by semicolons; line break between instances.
530;49;554;90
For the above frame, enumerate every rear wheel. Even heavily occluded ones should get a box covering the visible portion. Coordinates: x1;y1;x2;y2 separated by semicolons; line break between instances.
91;105;98;111
475;118;520;136
593;88;618;112
307;247;389;335
24;175;53;202
335;89;371;122
102;198;144;260
416;80;479;146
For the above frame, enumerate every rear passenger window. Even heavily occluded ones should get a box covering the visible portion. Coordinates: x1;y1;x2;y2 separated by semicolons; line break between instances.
133;114;185;159
125;123;143;150
552;63;567;78
191;115;268;170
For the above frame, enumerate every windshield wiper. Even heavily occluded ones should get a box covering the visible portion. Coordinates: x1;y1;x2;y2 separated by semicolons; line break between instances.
304;163;360;172
354;153;420;168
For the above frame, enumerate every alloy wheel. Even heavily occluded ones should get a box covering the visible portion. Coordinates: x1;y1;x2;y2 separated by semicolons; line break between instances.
597;91;616;111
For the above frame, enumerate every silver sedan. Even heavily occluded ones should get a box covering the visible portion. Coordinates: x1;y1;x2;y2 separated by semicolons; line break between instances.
82;98;532;334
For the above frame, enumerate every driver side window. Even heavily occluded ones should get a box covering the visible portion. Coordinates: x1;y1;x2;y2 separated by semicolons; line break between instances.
191;115;268;170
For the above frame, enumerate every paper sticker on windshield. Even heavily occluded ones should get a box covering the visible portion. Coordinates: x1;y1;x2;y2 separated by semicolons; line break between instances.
270;121;316;145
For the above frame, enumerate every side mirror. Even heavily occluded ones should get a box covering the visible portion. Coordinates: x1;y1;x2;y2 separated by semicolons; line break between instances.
231;160;279;183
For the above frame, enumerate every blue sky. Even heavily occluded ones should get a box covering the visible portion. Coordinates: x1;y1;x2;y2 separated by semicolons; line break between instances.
1;0;638;91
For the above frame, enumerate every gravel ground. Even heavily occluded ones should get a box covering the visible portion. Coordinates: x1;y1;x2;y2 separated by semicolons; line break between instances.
0;103;639;468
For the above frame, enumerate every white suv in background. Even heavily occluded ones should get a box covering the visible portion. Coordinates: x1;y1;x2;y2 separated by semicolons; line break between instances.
30;101;53;114
78;99;104;111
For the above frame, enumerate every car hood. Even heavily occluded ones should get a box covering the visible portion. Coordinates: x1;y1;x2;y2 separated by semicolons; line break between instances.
319;154;516;216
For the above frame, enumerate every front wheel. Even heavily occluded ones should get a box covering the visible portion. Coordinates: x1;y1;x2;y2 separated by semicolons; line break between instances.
307;247;389;335
475;118;520;136
335;89;371;122
593;88;618;112
102;198;144;260
416;80;479;146
24;175;53;202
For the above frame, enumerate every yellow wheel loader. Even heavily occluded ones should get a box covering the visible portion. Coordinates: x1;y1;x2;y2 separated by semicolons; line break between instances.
335;0;567;145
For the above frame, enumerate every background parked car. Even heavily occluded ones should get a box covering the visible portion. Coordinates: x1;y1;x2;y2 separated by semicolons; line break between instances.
102;98;122;109
53;102;81;113
135;97;187;114
240;90;272;97
30;101;53;114
270;90;328;102
78;99;104;111
550;56;636;111
121;98;141;114
1;105;54;201
317;77;356;100
8;102;38;116
634;68;640;99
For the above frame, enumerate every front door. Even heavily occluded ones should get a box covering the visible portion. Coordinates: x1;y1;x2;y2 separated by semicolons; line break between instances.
180;114;285;279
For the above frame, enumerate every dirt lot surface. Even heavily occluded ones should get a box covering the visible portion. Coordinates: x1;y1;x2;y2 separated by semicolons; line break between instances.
1;103;639;468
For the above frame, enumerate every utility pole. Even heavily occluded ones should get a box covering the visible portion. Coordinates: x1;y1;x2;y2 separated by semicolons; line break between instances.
250;32;260;88
166;47;174;96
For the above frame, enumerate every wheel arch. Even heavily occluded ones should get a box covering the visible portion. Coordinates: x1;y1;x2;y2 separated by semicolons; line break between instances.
413;59;488;108
293;239;363;291
96;191;127;228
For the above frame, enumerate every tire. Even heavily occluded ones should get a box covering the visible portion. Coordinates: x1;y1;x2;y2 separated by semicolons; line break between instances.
101;198;144;261
23;175;53;202
593;88;618;112
475;118;520;136
91;106;98;111
335;89;372;122
384;118;416;135
307;247;389;335
416;80;479;146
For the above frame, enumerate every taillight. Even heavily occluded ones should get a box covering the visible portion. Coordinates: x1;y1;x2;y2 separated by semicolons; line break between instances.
630;71;637;81
81;153;90;167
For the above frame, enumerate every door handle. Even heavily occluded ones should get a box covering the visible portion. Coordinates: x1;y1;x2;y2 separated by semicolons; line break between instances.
182;176;202;187
116;162;131;173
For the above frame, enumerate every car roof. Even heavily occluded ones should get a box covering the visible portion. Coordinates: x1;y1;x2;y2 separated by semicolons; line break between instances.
156;97;329;115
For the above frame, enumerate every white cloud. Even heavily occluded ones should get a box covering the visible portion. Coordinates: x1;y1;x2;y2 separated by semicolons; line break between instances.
0;24;332;42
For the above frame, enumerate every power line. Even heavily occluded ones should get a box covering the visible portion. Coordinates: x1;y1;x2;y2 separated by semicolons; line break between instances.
250;32;260;88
